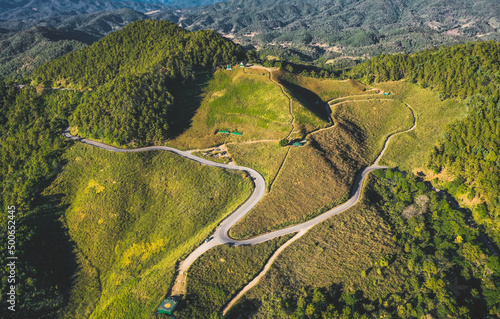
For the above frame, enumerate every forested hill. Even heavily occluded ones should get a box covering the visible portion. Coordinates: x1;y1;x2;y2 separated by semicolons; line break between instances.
176;0;500;64
350;40;500;99
33;20;245;89
350;40;500;249
32;20;245;145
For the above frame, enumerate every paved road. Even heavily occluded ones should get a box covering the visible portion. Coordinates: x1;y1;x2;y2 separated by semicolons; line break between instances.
62;102;416;298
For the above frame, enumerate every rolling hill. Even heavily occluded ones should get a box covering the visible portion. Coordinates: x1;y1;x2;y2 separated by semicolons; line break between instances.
176;0;500;64
1;7;500;318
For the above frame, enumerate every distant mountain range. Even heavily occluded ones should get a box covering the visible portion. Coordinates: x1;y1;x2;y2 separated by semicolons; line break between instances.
0;8;162;78
178;0;500;64
0;0;225;22
1;0;499;78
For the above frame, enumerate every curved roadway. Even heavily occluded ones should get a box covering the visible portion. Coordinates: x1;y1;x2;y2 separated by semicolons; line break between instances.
62;102;416;298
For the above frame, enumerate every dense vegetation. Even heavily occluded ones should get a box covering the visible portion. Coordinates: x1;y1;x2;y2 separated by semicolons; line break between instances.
33;20;244;88
350;41;500;99
231;170;500;318
0;82;82;317
350;40;500;249
33;20;245;144
430;95;500;247
71;72;173;145
180;0;500;63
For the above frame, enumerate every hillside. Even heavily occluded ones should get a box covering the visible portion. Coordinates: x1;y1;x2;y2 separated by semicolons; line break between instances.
33;20;245;145
0;8;159;78
350;41;500;249
176;0;500;64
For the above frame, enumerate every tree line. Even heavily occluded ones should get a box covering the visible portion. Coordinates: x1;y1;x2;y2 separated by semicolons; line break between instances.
349;40;500;251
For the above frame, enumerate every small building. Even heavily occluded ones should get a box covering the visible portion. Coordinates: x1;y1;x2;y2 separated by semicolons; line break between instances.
292;139;308;147
240;61;246;67
157;298;178;315
226;64;232;71
384;92;390;96
231;132;242;136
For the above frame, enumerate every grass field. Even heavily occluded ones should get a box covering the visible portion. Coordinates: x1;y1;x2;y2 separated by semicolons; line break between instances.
373;81;467;170
330;99;414;162
274;70;369;137
176;236;292;318
226;141;289;187
229;95;412;239
168;67;289;149
168;67;328;150
227;178;404;318
275;70;368;102
44;143;252;319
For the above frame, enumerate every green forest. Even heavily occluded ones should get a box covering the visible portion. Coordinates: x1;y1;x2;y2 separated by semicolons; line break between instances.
350;40;500;249
0;20;246;318
0;83;82;317
232;171;500;318
32;20;245;145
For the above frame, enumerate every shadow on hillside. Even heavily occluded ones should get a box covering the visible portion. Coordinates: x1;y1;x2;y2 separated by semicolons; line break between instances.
279;79;331;123
225;284;372;319
167;71;214;138
21;193;77;317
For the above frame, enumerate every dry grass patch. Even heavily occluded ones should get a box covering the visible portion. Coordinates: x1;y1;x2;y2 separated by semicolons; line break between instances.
275;71;368;101
331;99;413;162
229;125;366;239
229;96;413;239
230;200;405;317
373;81;467;169
226;141;289;187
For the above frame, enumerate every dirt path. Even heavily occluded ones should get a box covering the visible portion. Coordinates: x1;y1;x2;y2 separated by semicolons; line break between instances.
221;228;310;316
63;101;417;316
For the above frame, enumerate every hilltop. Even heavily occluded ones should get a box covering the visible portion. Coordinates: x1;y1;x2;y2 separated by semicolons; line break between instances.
33;20;245;145
1;16;500;319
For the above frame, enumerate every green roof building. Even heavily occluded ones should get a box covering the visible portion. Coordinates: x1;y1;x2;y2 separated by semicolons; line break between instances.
157;298;178;315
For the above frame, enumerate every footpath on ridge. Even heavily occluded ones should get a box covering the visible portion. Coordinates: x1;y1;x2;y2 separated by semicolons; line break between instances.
62;86;417;316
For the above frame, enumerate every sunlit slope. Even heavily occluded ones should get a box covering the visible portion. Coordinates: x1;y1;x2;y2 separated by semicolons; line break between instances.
229;94;413;239
46;144;252;318
169;67;329;149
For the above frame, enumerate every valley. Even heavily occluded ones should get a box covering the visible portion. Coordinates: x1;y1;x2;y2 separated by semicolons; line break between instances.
0;11;499;319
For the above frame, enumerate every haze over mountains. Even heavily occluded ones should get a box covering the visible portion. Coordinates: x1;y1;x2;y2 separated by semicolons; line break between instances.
0;0;225;22
1;0;500;78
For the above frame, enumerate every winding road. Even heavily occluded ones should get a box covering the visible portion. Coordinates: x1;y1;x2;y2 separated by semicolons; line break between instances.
62;101;416;313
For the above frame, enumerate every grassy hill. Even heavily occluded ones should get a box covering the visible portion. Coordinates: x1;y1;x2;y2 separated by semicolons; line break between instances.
44;143;252;318
226;171;500;318
168;67;329;149
32;20;245;145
